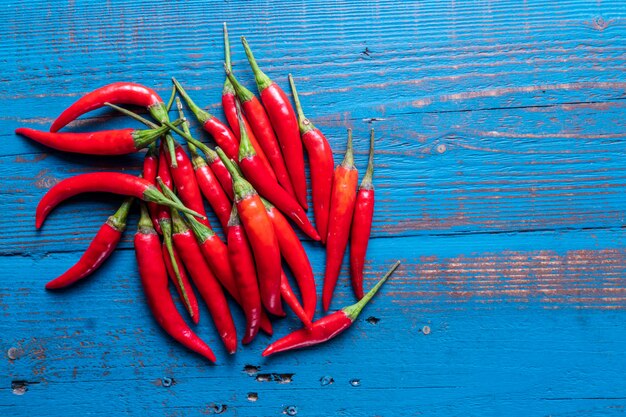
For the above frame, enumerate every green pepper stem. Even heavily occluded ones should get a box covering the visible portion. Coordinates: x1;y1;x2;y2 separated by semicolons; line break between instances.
162;121;218;163
241;36;273;92
171;77;214;125
170;208;189;234
360;128;375;189
105;102;158;128
137;202;154;231
107;197;134;231
133;122;180;149
176;97;199;159
340;129;355;169
166;84;177;113
235;101;255;159
227;204;239;227
223;22;232;72
342;260;401;321
144;187;206;219
224;65;255;103
215;147;255;201
161;220;194;318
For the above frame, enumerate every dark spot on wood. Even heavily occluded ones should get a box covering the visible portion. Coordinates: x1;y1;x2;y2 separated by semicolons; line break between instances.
366;316;380;325
247;392;258;402
243;364;260;375
283;405;298;416
320;376;334;386
203;403;227;414
255;373;294;384
11;380;37;395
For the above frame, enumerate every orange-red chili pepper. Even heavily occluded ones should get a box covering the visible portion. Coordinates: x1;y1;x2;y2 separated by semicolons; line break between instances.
242;37;308;210
176;98;232;230
162;241;200;324
263;199;316;321
216;148;283;316
350;129;375;300
50;82;168;133
15;124;171;155
262;261;400;357
227;206;262;344
134;203;216;362
229;108;320;241
171;210;237;354
45;197;133;290
322;130;359;311
280;271;313;329
288;75;335;243
35;172;204;229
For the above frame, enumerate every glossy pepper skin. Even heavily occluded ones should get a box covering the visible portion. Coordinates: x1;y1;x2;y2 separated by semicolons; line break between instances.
45;198;133;290
322;130;359;311
227;207;262;344
16;124;170;156
242;37;308;210
171;210;238;354
162;241;200;324
50;82;168;133
143;144;161;234
263;199;316;321
288;75;335;243
35;172;204;229
232;106;320;241
134;203;216;363
350;129;375;300
280;271;313;329
216;148;283;316
262;261;400;357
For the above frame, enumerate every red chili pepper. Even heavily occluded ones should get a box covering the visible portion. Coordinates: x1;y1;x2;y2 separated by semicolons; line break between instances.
216;148;283;316
350;129;375;300
263;261;400;357
176;98;232;230
162;241;200;324
226;206;262;344
263;199;316;320
288;75;335;243
241;37;308;210
143;144;162;234
15;124;171;155
228;108;320;241
35;172;205;229
50;82;168;133
280;271;313;329
225;69;295;199
45;197;133;290
171;210;238;354
162;121;235;201
322;130;359;311
134;203;216;362
157;178;276;334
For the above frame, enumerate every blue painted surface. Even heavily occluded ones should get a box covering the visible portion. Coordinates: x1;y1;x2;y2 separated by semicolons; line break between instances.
2;0;626;415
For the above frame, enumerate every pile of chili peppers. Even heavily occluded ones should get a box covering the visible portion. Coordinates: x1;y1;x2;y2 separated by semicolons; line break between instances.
16;24;400;362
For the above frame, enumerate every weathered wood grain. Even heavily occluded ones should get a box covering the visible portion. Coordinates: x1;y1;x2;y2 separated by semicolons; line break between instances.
1;0;626;415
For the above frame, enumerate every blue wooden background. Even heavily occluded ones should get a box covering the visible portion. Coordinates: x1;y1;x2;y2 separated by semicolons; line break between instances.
2;0;626;415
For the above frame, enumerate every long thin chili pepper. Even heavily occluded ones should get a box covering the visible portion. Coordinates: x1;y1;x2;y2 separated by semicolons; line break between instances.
50;82;168;132
143;143;162;234
223;108;320;241
280;271;313;329
215;148;283;316
241;37;308;210
225;68;294;197
156;155;196;322
134;203;216;362
16;124;173;155
350;129;375;300
263;261;400;357
35;172;205;229
162;241;200;324
171;209;238;354
45;197;133;290
288;75;335;243
322;130;359;311
177;98;232;230
226;206;262;344
263;199;316;320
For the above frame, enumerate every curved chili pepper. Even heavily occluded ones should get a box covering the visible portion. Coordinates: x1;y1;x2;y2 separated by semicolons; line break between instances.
263;199;316;320
143;144;162;234
288;75;335;243
177;98;232;230
50;82;168;133
229;109;320;241
350;129;375;300
45;197;133;290
162;241;200;324
280;271;313;329
156;154;196;322
263;261;400;357
225;69;294;198
322;130;359;311
227;206;262;344
16;124;171;155
171;210;237;354
162;121;235;201
241;37;308;210
134;203;216;362
35;172;204;229
216;148;283;316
